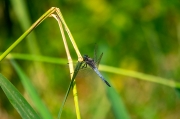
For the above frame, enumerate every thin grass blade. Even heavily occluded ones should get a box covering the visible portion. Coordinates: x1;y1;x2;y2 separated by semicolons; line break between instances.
99;65;180;88
0;74;41;119
4;54;180;88
105;75;129;119
0;7;55;61
10;59;53;119
10;0;41;55
107;89;130;119
5;53;67;64
57;61;83;119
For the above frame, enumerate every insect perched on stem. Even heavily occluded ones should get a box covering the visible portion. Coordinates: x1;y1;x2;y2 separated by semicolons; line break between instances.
82;54;111;87
80;45;111;87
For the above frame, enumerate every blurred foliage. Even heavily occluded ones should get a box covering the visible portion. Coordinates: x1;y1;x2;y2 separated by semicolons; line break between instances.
0;0;180;119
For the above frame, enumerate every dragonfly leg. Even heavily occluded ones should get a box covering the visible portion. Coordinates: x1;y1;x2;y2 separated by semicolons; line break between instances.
81;63;87;69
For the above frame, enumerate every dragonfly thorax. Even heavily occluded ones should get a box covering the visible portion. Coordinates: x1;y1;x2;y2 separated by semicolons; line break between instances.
83;55;88;59
83;55;94;62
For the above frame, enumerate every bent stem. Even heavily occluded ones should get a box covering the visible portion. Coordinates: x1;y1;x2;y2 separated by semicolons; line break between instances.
55;8;83;61
50;10;84;118
0;7;83;119
51;14;82;119
0;7;56;61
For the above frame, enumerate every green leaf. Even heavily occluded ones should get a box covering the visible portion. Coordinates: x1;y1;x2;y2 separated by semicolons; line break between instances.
99;65;180;88
57;61;83;119
107;85;130;119
10;59;53;119
0;74;41;119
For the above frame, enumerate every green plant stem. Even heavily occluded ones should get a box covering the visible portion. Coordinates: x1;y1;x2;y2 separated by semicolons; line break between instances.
58;61;83;119
72;84;81;119
52;8;82;119
99;65;180;88
0;7;56;61
4;53;180;89
0;74;41;119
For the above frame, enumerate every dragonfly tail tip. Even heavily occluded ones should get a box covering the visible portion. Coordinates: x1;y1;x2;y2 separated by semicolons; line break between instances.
104;80;111;87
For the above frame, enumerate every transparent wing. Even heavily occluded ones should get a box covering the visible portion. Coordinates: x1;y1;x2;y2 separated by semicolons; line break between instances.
96;52;103;68
94;43;98;62
93;44;103;68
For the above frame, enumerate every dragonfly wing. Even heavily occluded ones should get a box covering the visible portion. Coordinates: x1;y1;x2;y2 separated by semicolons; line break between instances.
94;43;98;62
96;53;103;68
93;67;111;87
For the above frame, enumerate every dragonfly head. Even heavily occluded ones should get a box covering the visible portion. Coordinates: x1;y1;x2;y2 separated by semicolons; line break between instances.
83;55;89;61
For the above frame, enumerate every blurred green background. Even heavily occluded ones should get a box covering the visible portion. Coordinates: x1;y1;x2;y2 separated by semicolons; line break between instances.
0;0;180;119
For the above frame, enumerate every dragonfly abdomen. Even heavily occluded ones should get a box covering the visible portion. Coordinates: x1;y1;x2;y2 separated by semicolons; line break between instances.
93;68;111;87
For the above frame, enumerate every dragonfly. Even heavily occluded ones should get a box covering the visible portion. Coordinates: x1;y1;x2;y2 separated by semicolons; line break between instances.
81;45;111;87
